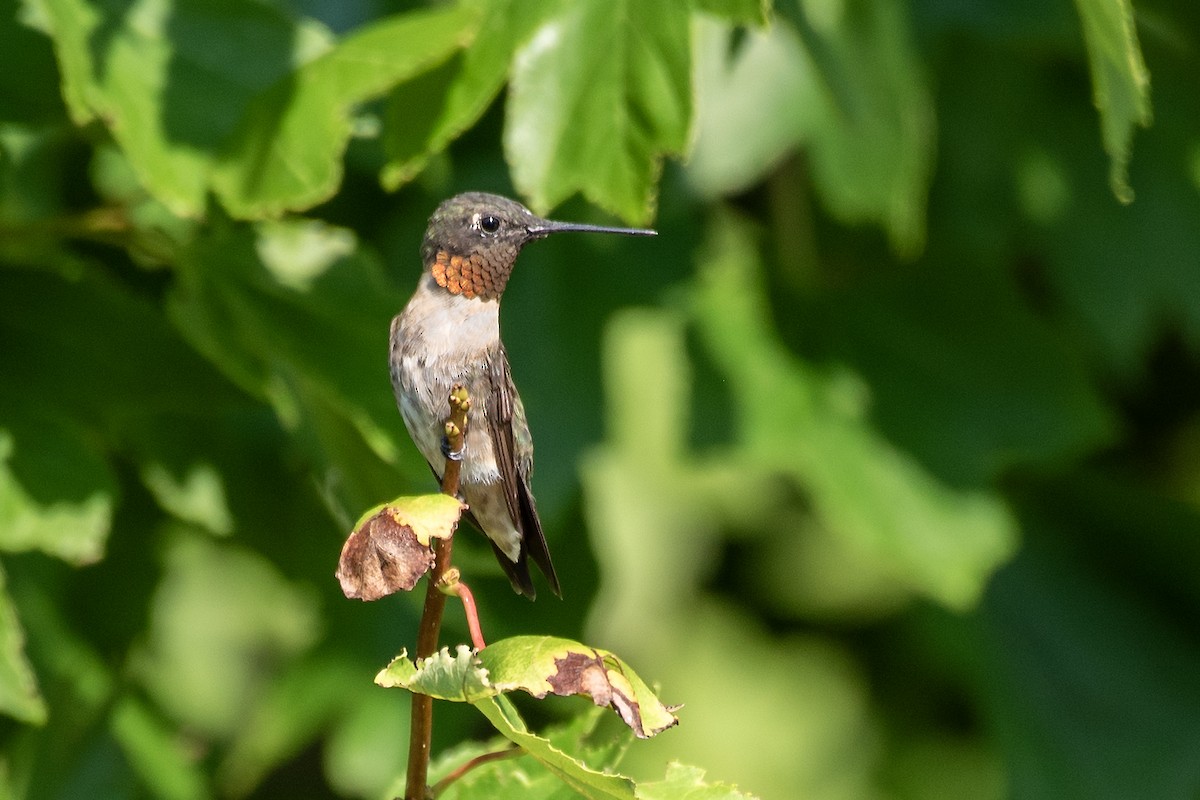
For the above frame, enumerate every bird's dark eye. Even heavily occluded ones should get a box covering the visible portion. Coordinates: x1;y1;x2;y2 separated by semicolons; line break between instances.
480;215;501;233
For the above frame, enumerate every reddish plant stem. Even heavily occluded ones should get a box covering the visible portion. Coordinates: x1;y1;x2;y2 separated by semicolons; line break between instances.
443;577;487;651
404;386;470;800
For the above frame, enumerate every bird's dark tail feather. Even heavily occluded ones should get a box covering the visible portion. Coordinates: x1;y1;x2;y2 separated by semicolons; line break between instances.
517;478;561;599
491;541;537;599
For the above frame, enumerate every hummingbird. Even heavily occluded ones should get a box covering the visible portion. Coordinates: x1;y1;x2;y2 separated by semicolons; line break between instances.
390;192;656;598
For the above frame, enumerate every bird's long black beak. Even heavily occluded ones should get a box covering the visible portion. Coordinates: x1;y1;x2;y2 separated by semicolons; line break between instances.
527;218;657;238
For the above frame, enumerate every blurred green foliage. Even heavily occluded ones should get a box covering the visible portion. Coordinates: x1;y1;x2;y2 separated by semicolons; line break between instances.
2;0;1199;798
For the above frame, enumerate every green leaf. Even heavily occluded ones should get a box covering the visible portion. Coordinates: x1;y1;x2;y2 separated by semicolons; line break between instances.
355;494;466;549
504;0;691;223
423;708;754;800
321;683;410;800
422;707;633;800
167;221;404;473
964;530;1200;799
688;2;935;255
0;425;114;564
0;258;247;564
479;636;678;739
37;0;476;218
213;5;478;217
381;0;557;190
0;561;46;724
686;18;810;199
375;645;493;703
1072;0;1151;203
253;217;357;292
218;655;389;798
109;696;210;800
636;763;759;800
38;0;333;217
141;462;234;537
793;0;936;257
582;308;778;634
694;0;771;26
475;695;638;800
375;638;674;796
793;261;1117;486
693;212;1017;609
161;220;422;536
133;531;319;739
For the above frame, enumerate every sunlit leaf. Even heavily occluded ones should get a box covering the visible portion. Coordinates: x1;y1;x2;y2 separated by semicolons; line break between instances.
375;645;493;703
254;218;357;292
689;1;935;255
377;636;676;747
37;0;475;218
0;562;46;724
141;462;234;537
687;19;810;198
693;212;1017;609
38;0;333;217
213;5;478;217
636;763;759;800
480;636;678;739
133;531;320;739
381;0;556;190
1072;0;1151;202
0;427;113;564
505;0;691;223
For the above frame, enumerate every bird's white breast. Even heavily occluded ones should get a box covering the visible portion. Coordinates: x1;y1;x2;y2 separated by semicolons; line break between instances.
393;275;503;485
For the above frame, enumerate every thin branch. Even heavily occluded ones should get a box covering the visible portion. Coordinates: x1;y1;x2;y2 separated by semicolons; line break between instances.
430;747;521;796
405;385;470;800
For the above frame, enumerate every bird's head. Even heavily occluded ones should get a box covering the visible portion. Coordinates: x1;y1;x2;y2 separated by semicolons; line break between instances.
421;192;655;301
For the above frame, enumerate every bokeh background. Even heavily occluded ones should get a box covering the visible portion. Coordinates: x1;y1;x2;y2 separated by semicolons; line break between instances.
3;0;1199;798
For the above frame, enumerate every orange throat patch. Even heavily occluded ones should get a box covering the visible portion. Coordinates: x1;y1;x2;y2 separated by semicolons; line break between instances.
431;249;508;301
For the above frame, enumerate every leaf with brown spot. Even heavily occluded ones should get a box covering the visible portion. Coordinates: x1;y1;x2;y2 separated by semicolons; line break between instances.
478;636;678;738
335;494;465;601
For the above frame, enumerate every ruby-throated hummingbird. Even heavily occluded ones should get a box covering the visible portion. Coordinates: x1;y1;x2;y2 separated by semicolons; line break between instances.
390;192;656;598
